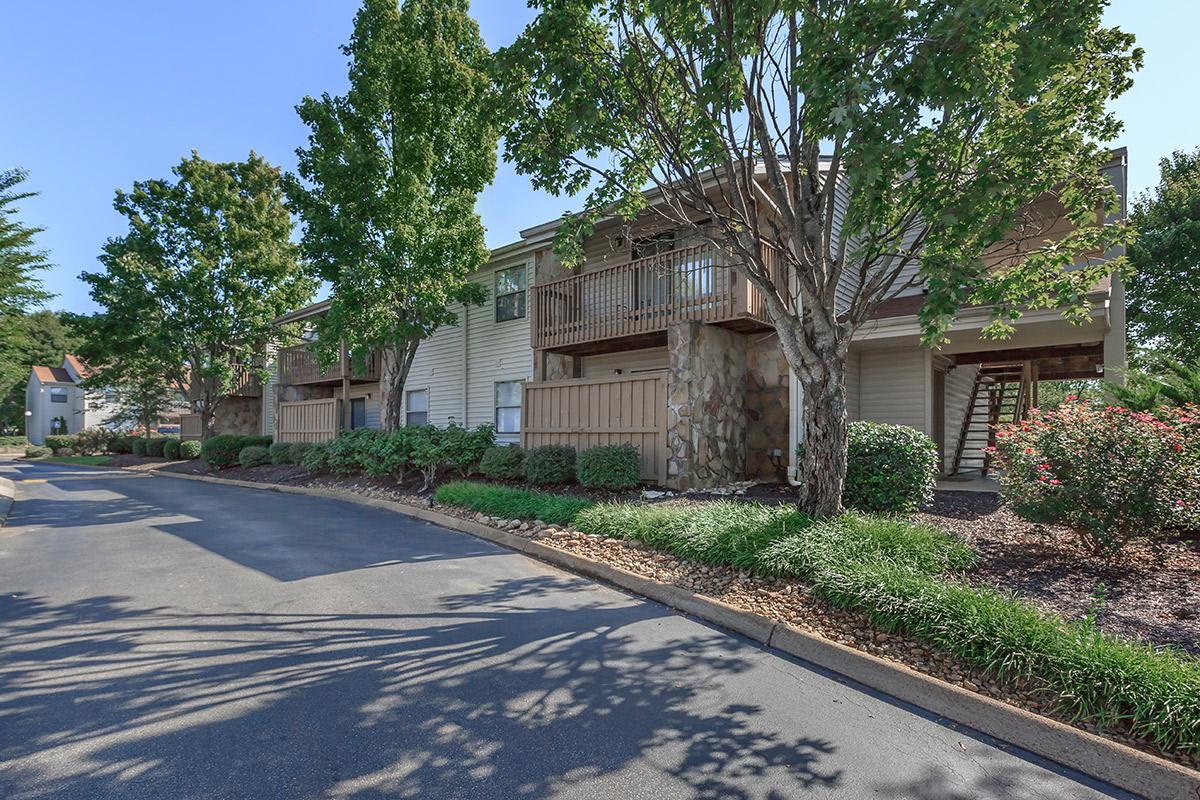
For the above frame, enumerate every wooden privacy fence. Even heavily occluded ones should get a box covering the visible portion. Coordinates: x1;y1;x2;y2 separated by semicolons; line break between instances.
276;398;340;444
521;372;668;483
180;414;202;441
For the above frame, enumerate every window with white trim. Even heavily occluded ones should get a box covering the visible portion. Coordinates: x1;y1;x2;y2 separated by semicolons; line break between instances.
49;387;68;404
495;266;526;322
494;381;522;435
405;389;429;427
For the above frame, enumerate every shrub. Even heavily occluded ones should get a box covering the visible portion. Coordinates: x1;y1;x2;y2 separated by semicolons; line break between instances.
302;442;331;473
146;437;172;457
131;438;149;457
24;445;50;458
287;442;311;465
365;429;416;480
107;435;133;454
201;434;244;469
434;481;592;526
841;421;939;514
993;401;1200;554
74;428;114;455
525;444;576;486
162;439;181;460
269;442;293;465
409;426;447;490
577;444;640;490
479;445;525;480
179;440;202;459
239;445;270;468
324;429;381;476
44;435;75;455
441;423;496;476
240;435;273;449
0;435;27;447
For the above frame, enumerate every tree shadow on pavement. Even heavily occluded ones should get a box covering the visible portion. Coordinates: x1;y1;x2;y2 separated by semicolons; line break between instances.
0;579;843;799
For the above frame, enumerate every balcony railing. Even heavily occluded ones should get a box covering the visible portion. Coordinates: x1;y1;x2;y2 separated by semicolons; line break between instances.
277;344;381;386
228;367;263;397
531;243;782;352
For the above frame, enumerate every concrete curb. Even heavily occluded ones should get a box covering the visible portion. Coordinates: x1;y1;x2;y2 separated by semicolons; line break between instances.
0;475;14;528
146;468;1198;799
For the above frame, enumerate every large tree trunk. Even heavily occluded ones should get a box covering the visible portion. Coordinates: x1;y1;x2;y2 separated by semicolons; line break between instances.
379;337;421;432
796;343;848;517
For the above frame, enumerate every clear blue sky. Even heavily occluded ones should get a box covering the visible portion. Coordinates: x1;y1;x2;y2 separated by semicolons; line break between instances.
3;1;1195;315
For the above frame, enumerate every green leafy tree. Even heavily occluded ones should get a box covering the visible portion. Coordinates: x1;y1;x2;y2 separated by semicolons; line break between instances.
287;0;496;430
496;1;1139;515
0;310;78;434
1127;148;1200;361
0;168;52;318
1108;353;1200;411
79;152;315;438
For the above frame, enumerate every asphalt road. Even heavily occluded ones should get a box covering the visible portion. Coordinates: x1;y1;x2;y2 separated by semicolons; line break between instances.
0;459;1131;800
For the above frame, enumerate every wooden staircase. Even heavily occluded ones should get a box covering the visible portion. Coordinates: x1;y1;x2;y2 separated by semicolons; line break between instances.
950;361;1034;476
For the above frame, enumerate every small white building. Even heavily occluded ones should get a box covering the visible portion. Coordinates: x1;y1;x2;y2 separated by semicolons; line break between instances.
24;355;118;444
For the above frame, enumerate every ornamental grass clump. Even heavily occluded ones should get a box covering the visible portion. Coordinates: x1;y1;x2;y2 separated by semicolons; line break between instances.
434;480;592;526
992;400;1200;554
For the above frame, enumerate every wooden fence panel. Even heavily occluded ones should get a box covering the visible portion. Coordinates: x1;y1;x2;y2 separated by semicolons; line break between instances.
276;398;341;444
521;372;667;483
180;414;203;441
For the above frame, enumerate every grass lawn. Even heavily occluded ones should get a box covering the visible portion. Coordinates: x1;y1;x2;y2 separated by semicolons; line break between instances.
41;455;112;467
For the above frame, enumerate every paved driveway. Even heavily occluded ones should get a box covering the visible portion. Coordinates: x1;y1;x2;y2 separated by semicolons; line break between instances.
0;459;1130;799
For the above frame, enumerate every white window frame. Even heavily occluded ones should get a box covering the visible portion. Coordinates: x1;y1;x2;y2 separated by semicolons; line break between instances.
405;388;429;427
494;380;523;436
494;265;527;322
49;387;69;404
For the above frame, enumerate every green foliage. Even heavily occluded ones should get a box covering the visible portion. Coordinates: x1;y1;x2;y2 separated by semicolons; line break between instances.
71;428;114;455
24;445;49;458
130;437;148;457
286;0;496;429
0;435;25;447
992;401;1200;554
364;429;416;480
107;435;133;454
179;440;202;459
286;442;311;465
576;444;640;490
0;168;52;319
77;151;314;437
301;442;330;473
145;437;172;457
240;435;273;449
1109;354;1200;411
479;445;525;480
409;426;447;490
44;435;74;454
162;438;181;460
201;434;244;469
1127;149;1200;361
269;442;293;465
439;422;495;475
323;428;382;476
434;481;592;526
524;445;576;486
842;422;939;514
238;445;271;468
0;311;78;434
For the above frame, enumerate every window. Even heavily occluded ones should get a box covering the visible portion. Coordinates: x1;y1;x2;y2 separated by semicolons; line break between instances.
495;266;526;322
406;389;429;427
349;397;367;430
495;381;522;435
49;387;68;404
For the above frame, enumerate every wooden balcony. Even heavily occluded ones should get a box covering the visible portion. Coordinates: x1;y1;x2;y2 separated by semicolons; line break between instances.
228;367;263;397
531;243;782;354
277;343;381;386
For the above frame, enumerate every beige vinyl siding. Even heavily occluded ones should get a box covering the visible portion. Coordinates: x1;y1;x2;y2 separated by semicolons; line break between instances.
942;363;979;471
858;347;928;433
845;348;861;421
404;313;466;427
581;347;668;378
262;355;278;436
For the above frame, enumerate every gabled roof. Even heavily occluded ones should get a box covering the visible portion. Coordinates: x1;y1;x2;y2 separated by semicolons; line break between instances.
31;366;74;384
62;354;90;379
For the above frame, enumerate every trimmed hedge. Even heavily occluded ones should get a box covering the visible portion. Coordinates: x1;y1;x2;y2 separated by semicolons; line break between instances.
434;481;592;526
24;446;50;458
45;435;74;454
201;434;243;469
108;435;133;454
162;439;181;460
240;435;273;449
146;437;172;458
842;421;939;514
287;442;311;465
576;444;639;490
239;445;270;468
269;442;292;465
179;440;202;459
131;438;148;457
525;445;576;486
479;445;525;480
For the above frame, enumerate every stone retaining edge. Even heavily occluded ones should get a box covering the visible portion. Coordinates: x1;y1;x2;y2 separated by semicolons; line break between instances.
149;468;1199;800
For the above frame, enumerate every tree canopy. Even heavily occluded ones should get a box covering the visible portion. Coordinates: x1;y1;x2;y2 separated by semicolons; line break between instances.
496;0;1140;514
287;0;497;430
0;168;52;319
1127;148;1200;362
0;310;78;434
79;151;315;437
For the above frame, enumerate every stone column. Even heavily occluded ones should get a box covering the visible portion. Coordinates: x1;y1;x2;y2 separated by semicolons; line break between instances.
666;321;748;490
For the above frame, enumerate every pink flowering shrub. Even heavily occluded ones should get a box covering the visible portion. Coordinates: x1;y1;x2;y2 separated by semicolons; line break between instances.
992;400;1200;554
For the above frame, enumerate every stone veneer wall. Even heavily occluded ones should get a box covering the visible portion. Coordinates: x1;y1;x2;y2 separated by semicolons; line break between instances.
666;322;747;489
745;333;790;481
213;396;262;437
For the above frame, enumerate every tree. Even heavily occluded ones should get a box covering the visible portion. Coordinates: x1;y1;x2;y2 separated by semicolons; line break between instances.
0;168;52;318
86;355;181;438
496;1;1139;515
79;152;315;438
286;0;497;431
1127;148;1200;362
0;310;78;434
